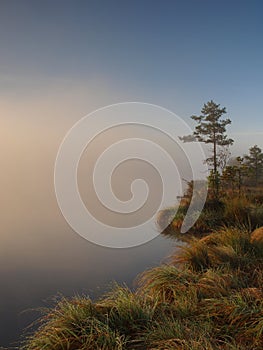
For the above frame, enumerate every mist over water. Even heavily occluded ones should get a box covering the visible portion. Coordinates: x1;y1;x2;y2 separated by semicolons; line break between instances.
0;113;178;346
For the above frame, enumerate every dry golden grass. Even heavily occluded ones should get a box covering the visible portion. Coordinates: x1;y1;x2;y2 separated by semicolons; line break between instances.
251;226;263;244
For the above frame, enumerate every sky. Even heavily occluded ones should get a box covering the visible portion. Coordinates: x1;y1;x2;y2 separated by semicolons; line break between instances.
1;0;262;142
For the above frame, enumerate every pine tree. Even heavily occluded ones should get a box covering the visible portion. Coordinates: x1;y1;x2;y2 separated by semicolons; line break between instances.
244;145;263;186
222;157;248;196
181;100;233;198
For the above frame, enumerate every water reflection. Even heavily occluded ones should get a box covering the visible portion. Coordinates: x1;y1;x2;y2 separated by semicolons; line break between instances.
0;226;175;346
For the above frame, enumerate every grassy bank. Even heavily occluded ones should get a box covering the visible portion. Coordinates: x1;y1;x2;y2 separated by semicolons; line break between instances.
158;190;263;241
22;225;263;350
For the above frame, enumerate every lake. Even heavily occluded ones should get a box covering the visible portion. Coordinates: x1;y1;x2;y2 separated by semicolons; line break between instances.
0;225;176;347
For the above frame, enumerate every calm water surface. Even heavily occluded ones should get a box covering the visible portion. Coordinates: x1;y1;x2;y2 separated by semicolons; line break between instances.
0;223;176;347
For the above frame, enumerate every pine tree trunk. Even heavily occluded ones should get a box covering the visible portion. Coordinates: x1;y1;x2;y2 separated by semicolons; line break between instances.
213;133;218;199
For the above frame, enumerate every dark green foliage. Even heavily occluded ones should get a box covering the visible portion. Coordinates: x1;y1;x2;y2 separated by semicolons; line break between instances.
244;145;263;186
221;157;249;196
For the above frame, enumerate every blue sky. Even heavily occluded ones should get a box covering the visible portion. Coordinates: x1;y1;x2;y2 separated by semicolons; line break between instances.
1;0;263;150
